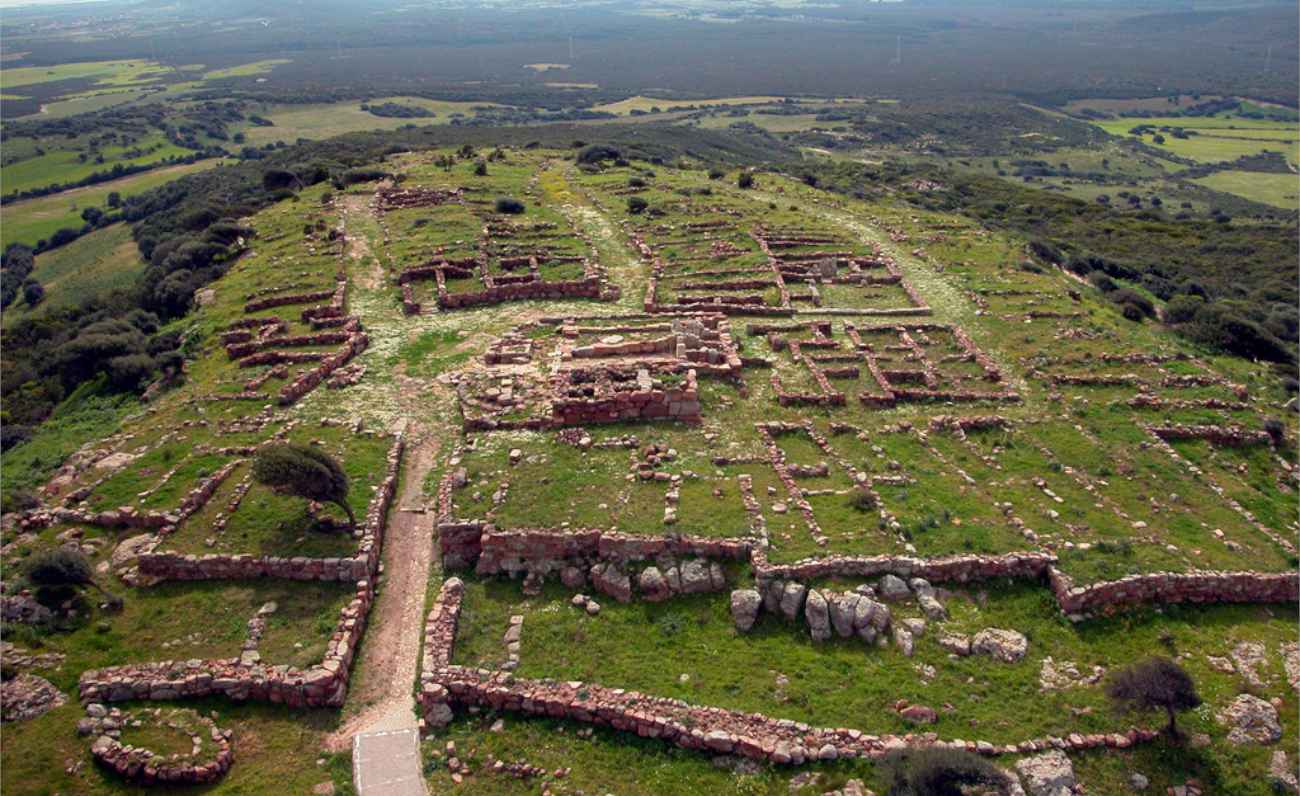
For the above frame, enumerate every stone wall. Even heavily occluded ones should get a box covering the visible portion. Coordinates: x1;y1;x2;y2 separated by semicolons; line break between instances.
416;578;1158;759
752;550;1057;584
80;578;373;708
438;277;604;309
1049;567;1300;617
137;437;404;583
277;330;368;406
446;526;750;574
244;288;335;313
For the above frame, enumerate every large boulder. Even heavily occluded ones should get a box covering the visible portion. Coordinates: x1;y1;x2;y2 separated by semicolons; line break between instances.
591;562;632;603
761;579;784;614
111;533;155;571
779;581;808;622
1218;693;1282;745
1014;750;1075;796
828;593;858;638
804;589;832;643
730;589;761;632
638;567;671;602
679;559;713;594
972;628;1028;663
852;596;890;642
877;574;910;601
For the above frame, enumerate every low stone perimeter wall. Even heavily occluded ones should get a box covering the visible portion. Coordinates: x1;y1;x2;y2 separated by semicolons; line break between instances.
447;526;751;574
80;579;374;708
137;437;404;583
753;550;1056;584
416;579;1158;761
1049;567;1299;616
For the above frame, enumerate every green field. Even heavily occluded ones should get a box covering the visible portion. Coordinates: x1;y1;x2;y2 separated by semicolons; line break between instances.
2;224;144;324
240;97;504;144
1;160;219;249
592;94;787;116
1193;169;1300;209
1;133;193;196
0;59;172;90
1092;115;1300;164
203;58;291;80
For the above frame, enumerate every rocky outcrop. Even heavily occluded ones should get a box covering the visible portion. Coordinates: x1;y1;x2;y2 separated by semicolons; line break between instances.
1015;750;1075;796
1218;694;1282;745
972;629;1029;664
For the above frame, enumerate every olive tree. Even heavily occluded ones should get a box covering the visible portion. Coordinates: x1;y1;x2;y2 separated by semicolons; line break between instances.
253;444;355;526
1106;656;1201;739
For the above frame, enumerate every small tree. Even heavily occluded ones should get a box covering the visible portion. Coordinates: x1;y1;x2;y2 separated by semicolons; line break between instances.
472;159;488;176
737;172;754;189
495;197;525;215
21;280;44;307
1106;657;1201;739
27;548;121;609
253;444;355;526
881;748;1001;796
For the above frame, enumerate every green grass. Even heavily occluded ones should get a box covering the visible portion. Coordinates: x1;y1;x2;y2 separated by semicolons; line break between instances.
1;224;145;324
592;95;787;116
1091;116;1299;165
0;59;169;90
1192;170;1300;210
447;575;1295;794
239;98;503;146
203;59;291;80
0;379;138;496
2;133;193;196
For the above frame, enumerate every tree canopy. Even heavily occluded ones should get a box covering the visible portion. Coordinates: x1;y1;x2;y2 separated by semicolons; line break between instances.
252;444;355;526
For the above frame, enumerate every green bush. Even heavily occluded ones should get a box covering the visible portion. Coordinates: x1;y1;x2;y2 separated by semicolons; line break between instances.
495;197;526;215
253;444;355;525
26;547;94;587
627;196;649;214
880;748;1001;796
1164;294;1204;324
737;172;755;189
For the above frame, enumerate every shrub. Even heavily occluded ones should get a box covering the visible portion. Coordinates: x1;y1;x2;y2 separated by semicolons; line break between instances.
737;172;755;189
576;144;620;165
472;160;488;176
1164;294;1204;324
253;444;355;525
21;280;44;307
0;487;39;514
26;547;120;608
627;177;646;188
1106;657;1201;739
848;490;877;512
708;168;724;180
880;748;1001;796
627;196;648;214
1089;273;1117;292
495;197;525;215
1264;417;1285;444
1121;303;1145;322
1109;289;1154;318
1189;305;1293;363
105;354;156;391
